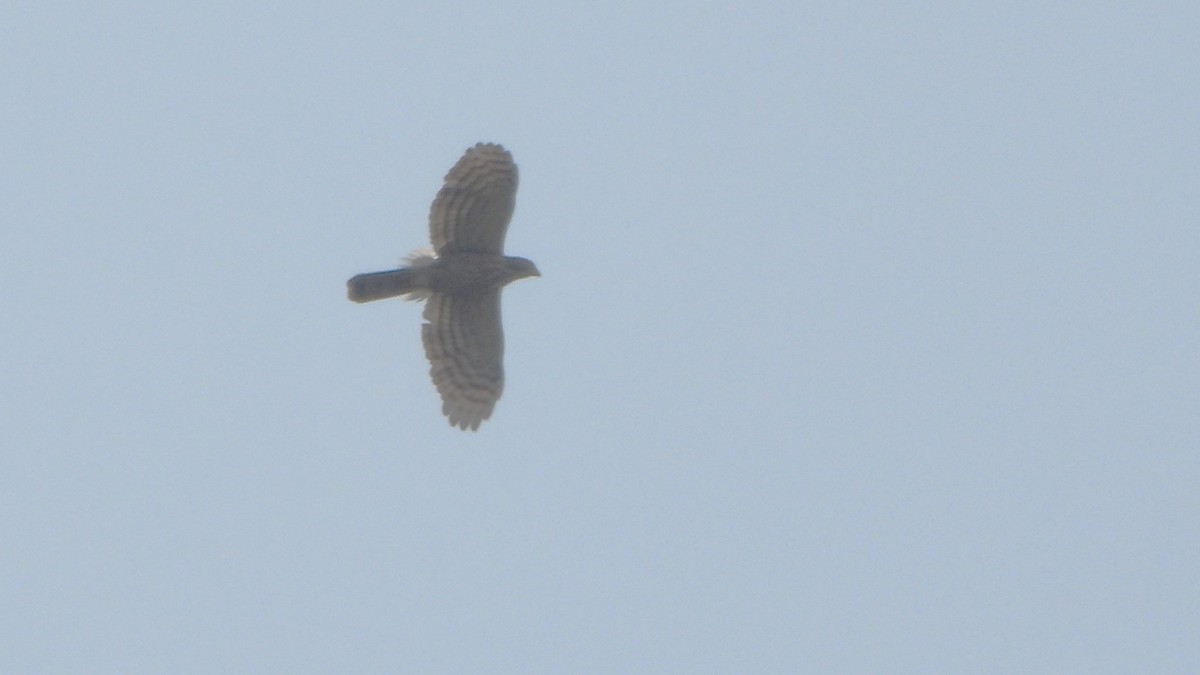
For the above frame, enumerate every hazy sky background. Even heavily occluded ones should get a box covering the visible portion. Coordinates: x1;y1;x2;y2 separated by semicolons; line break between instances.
3;3;1197;672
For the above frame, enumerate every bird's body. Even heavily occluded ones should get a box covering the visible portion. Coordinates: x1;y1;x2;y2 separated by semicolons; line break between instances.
348;253;538;302
347;143;538;431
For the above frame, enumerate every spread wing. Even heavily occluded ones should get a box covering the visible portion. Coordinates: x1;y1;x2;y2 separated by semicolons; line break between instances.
421;290;505;431
428;143;518;256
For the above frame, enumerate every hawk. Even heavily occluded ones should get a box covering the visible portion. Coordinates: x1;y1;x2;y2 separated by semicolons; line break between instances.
347;143;539;431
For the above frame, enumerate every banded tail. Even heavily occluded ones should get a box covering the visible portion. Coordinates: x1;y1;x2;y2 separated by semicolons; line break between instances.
347;269;415;303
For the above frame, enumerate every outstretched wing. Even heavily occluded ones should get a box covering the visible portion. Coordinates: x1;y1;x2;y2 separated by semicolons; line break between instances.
428;143;518;256
421;290;505;431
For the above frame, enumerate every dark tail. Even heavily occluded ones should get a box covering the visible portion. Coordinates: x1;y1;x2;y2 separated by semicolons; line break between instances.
346;269;414;303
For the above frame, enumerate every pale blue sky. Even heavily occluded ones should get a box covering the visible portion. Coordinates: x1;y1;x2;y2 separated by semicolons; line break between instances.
2;2;1197;672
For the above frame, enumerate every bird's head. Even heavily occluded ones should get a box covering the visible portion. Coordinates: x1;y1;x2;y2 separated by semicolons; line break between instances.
503;256;541;282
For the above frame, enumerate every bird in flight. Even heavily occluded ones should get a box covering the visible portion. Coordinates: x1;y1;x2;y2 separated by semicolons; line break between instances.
347;143;540;430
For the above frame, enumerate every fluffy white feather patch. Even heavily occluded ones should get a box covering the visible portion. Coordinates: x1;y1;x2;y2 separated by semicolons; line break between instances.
404;248;437;267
